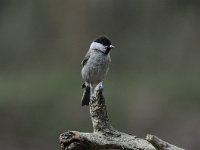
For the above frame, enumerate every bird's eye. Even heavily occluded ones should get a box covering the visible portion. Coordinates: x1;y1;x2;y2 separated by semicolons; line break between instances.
106;46;111;51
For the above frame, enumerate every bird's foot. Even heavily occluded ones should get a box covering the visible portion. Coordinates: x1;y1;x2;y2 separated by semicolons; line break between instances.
90;95;93;99
97;82;103;91
92;82;103;98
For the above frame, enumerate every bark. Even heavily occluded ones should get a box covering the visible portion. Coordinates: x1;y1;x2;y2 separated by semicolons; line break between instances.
59;85;185;150
146;134;185;150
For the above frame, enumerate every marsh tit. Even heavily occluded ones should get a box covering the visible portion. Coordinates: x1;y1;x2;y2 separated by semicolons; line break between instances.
81;36;114;106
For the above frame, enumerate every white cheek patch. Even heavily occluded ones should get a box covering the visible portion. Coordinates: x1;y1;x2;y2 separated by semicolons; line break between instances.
90;42;106;51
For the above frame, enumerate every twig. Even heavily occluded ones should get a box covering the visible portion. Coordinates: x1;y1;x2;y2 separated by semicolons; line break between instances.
146;134;185;150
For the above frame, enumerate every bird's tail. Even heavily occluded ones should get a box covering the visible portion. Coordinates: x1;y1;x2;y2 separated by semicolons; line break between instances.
81;83;90;106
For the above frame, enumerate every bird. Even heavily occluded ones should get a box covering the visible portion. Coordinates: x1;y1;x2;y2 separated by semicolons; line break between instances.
81;35;115;106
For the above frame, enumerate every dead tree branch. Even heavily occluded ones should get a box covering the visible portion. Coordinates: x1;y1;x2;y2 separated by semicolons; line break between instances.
59;86;185;150
146;134;185;150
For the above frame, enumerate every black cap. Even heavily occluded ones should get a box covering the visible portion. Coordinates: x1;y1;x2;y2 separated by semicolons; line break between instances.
94;36;111;46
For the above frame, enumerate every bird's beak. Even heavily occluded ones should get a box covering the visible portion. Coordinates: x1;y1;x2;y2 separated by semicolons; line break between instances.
109;45;115;49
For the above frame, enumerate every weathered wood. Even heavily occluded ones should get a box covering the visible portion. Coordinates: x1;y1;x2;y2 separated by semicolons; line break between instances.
146;134;185;150
59;85;185;150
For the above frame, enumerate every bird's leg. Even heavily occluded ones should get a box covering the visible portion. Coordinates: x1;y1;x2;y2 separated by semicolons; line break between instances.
90;83;93;98
98;81;103;90
94;82;103;92
93;82;103;97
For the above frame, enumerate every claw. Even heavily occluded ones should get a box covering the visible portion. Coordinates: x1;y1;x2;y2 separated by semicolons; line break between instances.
82;83;86;88
98;82;103;90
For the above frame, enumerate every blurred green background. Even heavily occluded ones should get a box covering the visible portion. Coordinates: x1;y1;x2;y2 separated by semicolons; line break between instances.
0;0;200;150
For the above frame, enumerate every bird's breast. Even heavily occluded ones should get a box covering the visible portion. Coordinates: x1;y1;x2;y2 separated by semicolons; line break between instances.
81;53;111;84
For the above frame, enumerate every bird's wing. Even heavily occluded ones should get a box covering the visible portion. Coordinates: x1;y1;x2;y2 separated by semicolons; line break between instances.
81;52;90;67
